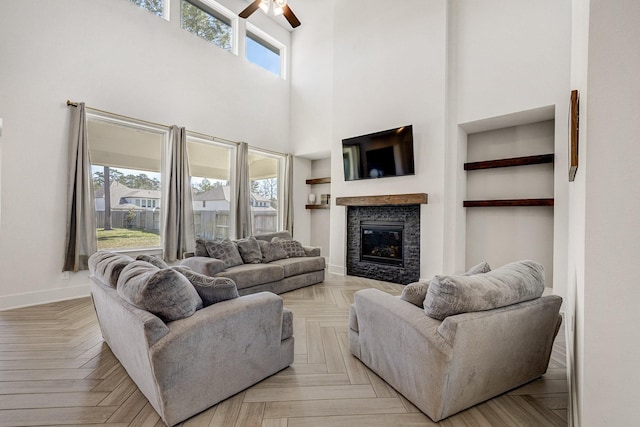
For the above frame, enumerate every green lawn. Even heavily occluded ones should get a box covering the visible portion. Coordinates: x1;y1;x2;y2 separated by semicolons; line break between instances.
96;228;160;250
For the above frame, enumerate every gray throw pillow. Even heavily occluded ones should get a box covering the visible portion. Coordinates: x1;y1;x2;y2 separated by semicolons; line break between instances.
88;251;135;288
117;261;203;321
205;238;244;268
136;254;169;269
273;237;307;258
173;266;239;306
464;261;491;275
195;239;209;257
423;260;545;320
235;236;263;264
257;240;288;263
400;281;430;307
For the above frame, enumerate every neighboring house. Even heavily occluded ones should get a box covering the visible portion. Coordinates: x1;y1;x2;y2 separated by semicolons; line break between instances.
95;181;161;212
192;186;275;212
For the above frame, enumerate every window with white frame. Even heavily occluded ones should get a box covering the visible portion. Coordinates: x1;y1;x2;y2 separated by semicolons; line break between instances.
87;113;167;251
187;135;235;240
181;0;235;52
248;149;284;235
128;0;168;19
246;25;285;78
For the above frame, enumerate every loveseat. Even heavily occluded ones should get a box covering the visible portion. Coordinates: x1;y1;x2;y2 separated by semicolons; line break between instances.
349;260;562;422
181;231;325;296
88;251;294;426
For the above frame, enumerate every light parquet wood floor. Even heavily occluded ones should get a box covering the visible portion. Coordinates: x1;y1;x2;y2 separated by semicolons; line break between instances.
0;274;567;427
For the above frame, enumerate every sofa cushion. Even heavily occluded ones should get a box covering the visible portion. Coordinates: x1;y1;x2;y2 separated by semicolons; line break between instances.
273;238;307;258
400;281;430;307
88;251;135;288
464;261;491;275
269;256;325;278
195;239;209;257
235;236;263;264
423;260;545;320
254;231;292;242
216;263;284;291
205;238;244;268
172;266;239;306
257;240;288;263
400;262;491;308
117;261;203;321
136;254;169;269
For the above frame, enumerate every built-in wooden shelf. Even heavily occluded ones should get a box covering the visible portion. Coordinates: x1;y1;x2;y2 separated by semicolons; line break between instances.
464;154;554;171
463;198;554;207
336;193;428;207
305;177;331;185
306;204;330;210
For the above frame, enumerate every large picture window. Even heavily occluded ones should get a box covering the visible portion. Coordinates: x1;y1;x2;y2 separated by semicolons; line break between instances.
248;150;284;235
87;114;168;251
187;136;235;241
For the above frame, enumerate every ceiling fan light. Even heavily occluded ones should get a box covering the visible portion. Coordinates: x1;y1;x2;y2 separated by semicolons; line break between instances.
273;6;284;16
259;0;270;13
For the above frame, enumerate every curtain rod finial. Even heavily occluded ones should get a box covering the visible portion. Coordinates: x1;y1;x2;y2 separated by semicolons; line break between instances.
66;100;78;107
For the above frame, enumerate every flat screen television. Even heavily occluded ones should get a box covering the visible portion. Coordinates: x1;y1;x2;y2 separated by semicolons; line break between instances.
342;125;415;181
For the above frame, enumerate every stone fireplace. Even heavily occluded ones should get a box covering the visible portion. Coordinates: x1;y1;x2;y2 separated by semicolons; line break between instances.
345;204;421;285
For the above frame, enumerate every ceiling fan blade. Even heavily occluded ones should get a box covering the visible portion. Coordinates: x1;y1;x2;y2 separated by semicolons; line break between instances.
282;4;301;28
239;0;262;19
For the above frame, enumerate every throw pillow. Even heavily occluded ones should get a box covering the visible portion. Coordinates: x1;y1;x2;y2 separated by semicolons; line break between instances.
88;251;135;288
257;240;288;263
136;254;169;269
235;236;263;264
205;238;244;268
400;281;430;307
272;237;307;258
117;261;203;321
173;266;239;306
423;260;545;320
464;261;491;275
195;239;209;257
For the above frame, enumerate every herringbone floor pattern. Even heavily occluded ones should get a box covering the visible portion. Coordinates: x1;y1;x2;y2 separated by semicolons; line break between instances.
0;273;567;426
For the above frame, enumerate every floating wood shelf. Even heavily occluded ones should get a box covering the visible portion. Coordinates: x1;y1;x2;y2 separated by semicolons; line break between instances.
305;177;331;185
336;193;428;207
463;198;554;207
464;154;554;171
306;204;330;210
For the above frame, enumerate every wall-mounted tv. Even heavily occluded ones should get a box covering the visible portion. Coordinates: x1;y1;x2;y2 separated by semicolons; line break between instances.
342;125;415;181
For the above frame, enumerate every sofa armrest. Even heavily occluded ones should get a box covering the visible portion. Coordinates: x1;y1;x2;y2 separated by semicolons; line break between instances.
303;246;321;257
180;256;226;276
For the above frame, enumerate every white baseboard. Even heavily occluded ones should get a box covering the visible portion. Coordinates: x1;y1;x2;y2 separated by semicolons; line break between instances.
328;264;346;275
0;284;91;311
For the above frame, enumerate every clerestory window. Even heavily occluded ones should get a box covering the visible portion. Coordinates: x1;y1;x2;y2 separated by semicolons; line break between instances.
181;0;235;52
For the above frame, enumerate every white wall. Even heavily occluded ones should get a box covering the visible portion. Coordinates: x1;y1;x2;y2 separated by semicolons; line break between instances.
0;0;291;309
571;0;640;425
450;0;571;299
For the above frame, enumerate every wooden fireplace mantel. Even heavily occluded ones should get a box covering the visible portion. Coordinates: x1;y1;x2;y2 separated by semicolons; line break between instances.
335;193;428;207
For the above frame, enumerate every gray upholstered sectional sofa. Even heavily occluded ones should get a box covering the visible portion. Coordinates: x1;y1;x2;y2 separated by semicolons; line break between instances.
349;260;563;422
88;251;294;426
181;231;325;295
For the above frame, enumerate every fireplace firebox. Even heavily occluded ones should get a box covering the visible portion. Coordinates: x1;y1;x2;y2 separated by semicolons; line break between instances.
360;221;404;266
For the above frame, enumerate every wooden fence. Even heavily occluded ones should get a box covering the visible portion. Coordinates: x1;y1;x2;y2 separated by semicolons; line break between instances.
97;209;277;239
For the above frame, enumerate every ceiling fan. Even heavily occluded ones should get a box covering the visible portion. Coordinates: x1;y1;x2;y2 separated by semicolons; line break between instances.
239;0;301;29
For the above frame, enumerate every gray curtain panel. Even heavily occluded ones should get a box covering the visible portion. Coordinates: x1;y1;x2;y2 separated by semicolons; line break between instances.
235;141;252;238
282;153;294;235
63;102;97;271
162;126;195;262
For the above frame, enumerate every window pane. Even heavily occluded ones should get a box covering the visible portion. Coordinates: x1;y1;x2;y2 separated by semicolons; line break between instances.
181;0;232;51
188;139;233;241
129;0;164;17
88;116;164;251
246;33;281;76
248;151;281;235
